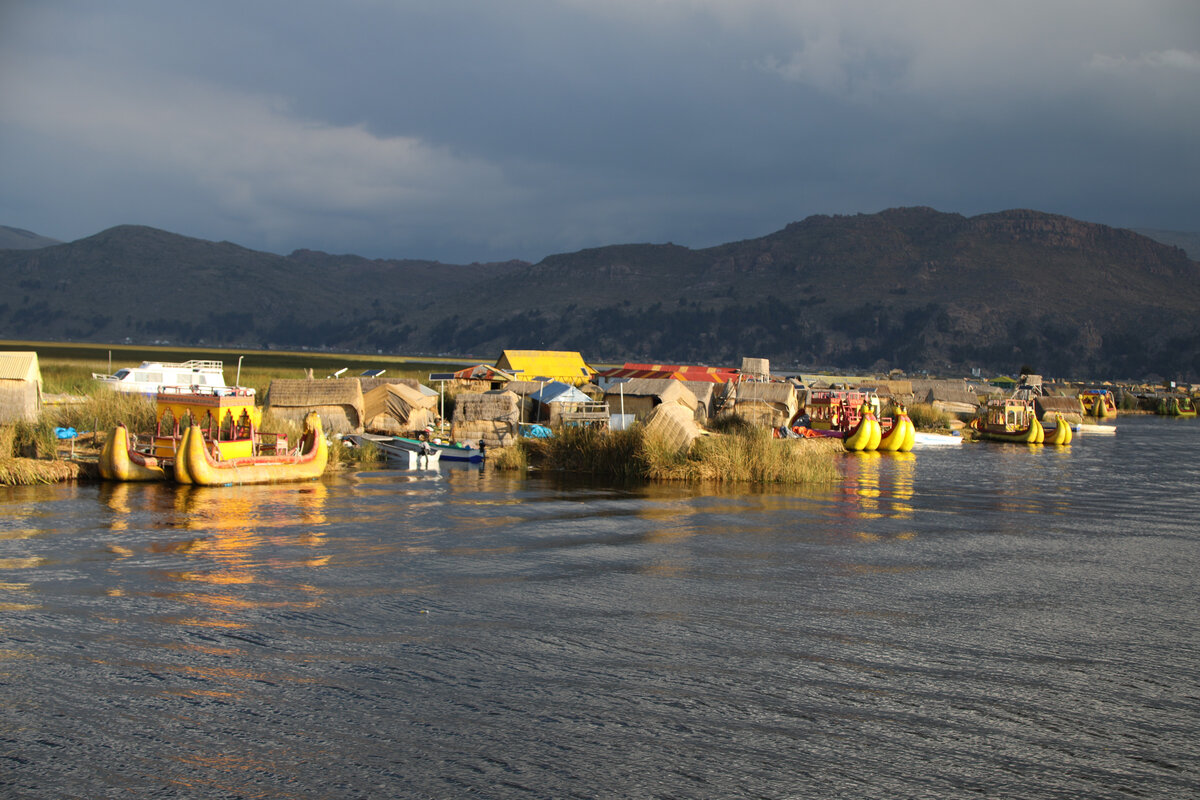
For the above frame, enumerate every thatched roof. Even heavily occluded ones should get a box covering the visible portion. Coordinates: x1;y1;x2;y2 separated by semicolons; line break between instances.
501;380;550;396
605;378;699;410
267;378;363;408
453;390;521;423
731;381;796;406
1036;396;1085;421
641;403;702;454
359;376;420;394
362;382;438;434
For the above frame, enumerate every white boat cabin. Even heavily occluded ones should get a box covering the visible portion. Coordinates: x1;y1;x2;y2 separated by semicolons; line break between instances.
92;360;233;395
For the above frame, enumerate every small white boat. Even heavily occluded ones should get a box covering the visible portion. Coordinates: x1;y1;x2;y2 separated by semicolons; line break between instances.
1076;423;1116;435
344;433;441;469
912;431;963;447
93;359;234;395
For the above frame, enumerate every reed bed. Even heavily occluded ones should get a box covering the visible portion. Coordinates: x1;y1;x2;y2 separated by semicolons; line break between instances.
500;423;839;484
644;427;840;483
906;402;955;432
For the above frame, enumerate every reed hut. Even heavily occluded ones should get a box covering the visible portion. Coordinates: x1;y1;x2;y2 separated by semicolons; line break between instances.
265;378;364;434
1035;395;1085;424
603;378;699;421
725;381;798;428
641;403;703;455
452;390;520;448
0;351;42;424
362;382;440;435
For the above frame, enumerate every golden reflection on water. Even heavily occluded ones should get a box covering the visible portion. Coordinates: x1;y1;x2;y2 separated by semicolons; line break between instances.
838;451;917;534
100;482;333;630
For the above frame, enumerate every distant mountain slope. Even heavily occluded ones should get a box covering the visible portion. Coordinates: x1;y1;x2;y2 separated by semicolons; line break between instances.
0;225;61;250
1;210;1197;379
1133;228;1200;260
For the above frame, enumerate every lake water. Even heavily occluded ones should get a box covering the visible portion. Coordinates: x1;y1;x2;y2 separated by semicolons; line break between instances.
1;416;1198;799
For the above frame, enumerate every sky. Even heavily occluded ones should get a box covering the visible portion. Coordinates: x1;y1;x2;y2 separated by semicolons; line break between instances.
1;1;1198;264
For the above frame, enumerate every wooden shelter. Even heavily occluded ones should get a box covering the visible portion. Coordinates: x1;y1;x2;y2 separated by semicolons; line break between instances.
362;382;440;434
725;381;798;428
452;390;521;448
603;378;699;421
0;351;42;423
494;350;596;386
527;381;608;427
265;378;364;434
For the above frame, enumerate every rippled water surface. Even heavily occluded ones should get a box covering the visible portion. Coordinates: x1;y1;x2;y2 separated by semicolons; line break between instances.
2;416;1198;798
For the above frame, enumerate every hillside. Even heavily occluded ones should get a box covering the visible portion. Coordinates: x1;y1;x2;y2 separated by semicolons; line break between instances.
2;209;1198;379
0;225;61;250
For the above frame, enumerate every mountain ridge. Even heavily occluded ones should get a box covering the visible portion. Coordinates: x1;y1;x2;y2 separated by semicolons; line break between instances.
2;208;1198;380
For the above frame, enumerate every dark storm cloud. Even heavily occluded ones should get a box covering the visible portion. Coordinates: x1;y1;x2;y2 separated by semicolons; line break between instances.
1;0;1197;263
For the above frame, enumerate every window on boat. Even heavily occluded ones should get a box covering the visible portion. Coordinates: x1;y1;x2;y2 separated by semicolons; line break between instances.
235;409;253;440
157;408;176;437
114;369;130;379
179;410;195;431
220;411;235;441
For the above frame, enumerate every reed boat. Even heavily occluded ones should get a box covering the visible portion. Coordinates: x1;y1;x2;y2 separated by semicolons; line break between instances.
100;386;292;482
1040;413;1074;446
842;403;882;452
876;407;916;453
971;397;1045;444
1157;395;1197;417
98;423;168;481
1078;388;1117;418
175;411;327;486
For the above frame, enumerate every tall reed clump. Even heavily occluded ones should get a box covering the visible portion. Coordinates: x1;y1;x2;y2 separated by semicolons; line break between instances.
906;402;954;432
0;425;82;484
497;421;839;484
51;391;156;436
642;426;840;483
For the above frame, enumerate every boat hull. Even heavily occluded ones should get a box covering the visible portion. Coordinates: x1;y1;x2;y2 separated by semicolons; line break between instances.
976;416;1045;444
877;413;916;453
99;423;168;481
1041;415;1073;446
175;412;328;486
843;411;882;452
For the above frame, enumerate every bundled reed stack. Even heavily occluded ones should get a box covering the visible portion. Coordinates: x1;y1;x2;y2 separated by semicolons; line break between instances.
452;390;520;448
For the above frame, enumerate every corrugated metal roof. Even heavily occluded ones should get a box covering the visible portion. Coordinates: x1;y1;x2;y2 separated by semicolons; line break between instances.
0;351;41;382
495;350;595;385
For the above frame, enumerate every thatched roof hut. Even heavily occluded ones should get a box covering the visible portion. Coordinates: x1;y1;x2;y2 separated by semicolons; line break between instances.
266;378;364;434
603;378;699;420
642;403;703;455
452;390;521;448
362;382;440;435
1035;395;1085;423
726;381;798;428
0;351;42;424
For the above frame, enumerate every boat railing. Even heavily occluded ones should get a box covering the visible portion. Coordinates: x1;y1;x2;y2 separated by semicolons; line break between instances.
157;385;256;398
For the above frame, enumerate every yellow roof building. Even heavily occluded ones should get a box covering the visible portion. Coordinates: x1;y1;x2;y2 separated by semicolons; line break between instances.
494;350;596;387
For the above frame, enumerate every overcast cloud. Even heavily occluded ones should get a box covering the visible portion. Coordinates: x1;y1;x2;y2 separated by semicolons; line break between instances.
1;0;1197;262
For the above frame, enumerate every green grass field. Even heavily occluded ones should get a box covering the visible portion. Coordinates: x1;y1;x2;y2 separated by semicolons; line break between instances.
3;339;478;396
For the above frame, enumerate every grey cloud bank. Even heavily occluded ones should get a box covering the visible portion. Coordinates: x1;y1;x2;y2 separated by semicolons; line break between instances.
1;0;1197;264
